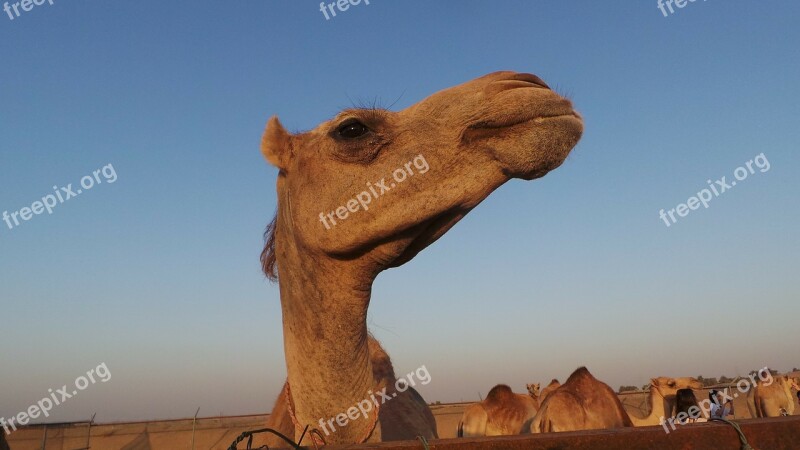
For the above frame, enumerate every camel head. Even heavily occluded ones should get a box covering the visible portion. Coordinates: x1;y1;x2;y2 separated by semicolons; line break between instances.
526;383;541;398
650;376;703;398
782;376;800;391
775;376;796;392
261;71;582;278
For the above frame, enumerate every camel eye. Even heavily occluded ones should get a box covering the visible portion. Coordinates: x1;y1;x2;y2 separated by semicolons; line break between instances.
336;120;370;139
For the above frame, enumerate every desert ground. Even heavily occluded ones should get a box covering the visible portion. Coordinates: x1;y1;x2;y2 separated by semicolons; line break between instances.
5;386;799;450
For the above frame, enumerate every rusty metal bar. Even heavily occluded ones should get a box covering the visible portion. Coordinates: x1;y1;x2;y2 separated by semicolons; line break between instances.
85;412;96;450
39;425;47;450
191;407;200;450
323;416;800;450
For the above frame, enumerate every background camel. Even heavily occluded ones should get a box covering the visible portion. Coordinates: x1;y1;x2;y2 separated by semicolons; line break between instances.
457;384;538;437
627;376;703;426
527;367;633;433
257;71;583;447
540;379;561;404
749;375;798;417
526;383;540;405
524;379;560;412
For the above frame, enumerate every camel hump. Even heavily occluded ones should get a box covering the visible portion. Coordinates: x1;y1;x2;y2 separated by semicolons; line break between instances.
566;366;594;383
485;384;515;403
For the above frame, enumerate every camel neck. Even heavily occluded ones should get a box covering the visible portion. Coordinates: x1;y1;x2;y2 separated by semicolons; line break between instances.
274;213;378;443
648;388;667;418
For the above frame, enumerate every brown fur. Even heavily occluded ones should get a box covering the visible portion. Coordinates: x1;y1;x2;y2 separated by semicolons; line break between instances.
539;379;561;403
259;337;437;447
257;71;582;445
260;215;278;281
628;376;703;426
458;385;538;437
0;432;9;450
528;367;633;433
749;375;796;417
525;383;543;409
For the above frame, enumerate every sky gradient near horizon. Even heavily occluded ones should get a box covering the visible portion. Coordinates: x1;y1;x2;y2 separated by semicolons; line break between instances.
1;0;799;424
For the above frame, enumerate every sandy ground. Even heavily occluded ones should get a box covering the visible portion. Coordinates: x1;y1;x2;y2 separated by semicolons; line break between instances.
6;389;798;449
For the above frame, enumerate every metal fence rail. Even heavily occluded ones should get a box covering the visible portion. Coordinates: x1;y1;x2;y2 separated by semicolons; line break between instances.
318;416;800;450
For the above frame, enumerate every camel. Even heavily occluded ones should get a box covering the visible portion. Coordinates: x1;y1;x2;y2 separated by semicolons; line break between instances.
457;385;539;437
526;367;633;433
749;375;798;417
257;71;583;447
526;383;541;403
627;376;703;426
523;379;560;411
539;379;561;403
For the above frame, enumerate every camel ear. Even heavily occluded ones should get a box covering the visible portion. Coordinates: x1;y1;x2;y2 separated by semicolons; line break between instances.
262;116;292;170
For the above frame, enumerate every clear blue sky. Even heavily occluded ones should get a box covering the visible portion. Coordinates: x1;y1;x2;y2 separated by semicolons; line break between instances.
1;0;798;423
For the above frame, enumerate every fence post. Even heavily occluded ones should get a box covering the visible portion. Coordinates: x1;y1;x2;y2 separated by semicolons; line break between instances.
85;413;96;450
191;407;200;450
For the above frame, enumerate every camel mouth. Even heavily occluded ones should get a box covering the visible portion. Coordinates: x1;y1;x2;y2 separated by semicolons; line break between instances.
501;112;583;132
533;112;584;131
468;108;582;131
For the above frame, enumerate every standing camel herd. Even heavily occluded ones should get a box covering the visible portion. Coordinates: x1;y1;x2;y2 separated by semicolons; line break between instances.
255;71;795;447
457;370;800;437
